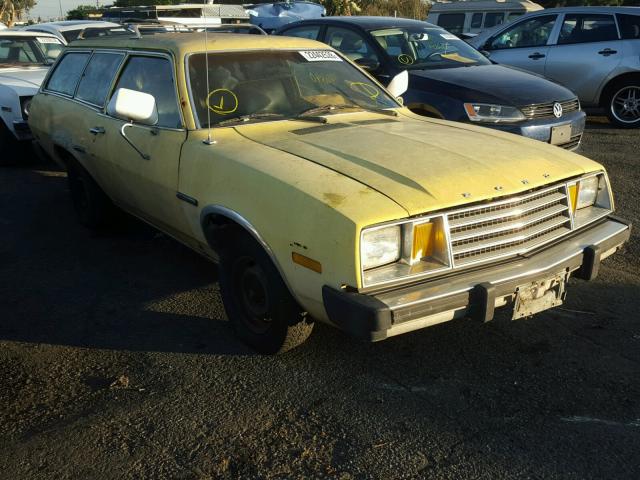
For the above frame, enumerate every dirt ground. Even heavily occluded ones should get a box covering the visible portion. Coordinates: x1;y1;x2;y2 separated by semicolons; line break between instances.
1;118;639;479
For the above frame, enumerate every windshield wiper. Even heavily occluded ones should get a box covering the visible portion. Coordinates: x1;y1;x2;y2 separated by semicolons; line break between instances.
217;112;285;127
297;104;398;118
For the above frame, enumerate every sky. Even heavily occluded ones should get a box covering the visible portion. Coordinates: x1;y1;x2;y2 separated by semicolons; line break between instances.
28;0;103;21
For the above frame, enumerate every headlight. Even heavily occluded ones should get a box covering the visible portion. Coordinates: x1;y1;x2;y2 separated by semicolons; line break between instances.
575;176;599;210
20;96;32;120
568;173;613;229
361;216;451;287
361;225;401;270
568;175;607;212
463;103;525;123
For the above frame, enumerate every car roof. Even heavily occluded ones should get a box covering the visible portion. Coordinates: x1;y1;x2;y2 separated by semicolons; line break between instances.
1;30;59;39
26;21;121;32
67;31;331;57
280;16;439;31
519;6;640;14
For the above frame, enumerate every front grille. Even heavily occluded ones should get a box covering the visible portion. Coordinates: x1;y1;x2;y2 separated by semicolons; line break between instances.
520;99;580;119
557;134;582;151
447;185;572;267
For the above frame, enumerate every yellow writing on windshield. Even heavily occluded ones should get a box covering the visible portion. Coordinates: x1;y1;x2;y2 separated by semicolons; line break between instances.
397;54;414;65
207;88;239;115
348;82;379;100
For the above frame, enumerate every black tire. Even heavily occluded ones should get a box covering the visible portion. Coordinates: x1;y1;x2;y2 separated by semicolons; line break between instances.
67;162;114;229
218;231;314;354
605;79;640;128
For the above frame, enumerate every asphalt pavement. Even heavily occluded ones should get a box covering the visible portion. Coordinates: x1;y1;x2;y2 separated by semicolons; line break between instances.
1;118;639;479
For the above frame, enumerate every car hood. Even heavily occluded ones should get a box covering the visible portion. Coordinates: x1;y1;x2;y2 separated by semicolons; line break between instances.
408;65;575;106
0;66;48;95
237;113;599;216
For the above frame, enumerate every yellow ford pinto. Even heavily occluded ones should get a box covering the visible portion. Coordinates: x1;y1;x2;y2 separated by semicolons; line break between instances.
29;33;630;354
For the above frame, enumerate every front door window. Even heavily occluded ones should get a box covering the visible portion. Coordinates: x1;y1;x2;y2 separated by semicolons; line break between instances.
490;15;557;50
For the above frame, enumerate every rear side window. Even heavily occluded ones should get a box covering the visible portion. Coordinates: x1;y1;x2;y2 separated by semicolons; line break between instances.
111;55;182;128
558;14;618;45
46;52;90;96
76;52;124;106
282;25;321;40
484;12;505;28
471;13;483;29
617;14;640;40
437;13;466;35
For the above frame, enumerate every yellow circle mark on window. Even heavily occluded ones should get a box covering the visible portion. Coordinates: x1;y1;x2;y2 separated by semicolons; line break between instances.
397;54;414;65
207;88;239;115
348;82;379;100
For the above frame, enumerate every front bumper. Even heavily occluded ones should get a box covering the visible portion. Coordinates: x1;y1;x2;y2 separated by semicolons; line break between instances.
323;216;630;342
483;110;586;151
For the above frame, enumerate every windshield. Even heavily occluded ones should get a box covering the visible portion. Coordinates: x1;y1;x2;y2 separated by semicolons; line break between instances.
0;36;64;66
188;50;398;128
370;27;490;70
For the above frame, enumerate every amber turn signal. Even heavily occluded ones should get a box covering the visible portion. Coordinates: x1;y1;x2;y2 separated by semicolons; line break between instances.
292;252;322;273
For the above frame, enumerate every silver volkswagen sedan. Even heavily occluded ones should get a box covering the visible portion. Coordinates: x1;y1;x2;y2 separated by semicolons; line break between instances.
469;7;640;128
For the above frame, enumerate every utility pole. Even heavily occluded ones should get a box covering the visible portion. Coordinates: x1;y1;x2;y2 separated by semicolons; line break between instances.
58;0;63;20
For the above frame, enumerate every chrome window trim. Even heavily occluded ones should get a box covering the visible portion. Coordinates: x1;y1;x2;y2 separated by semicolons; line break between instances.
106;49;186;130
184;48;401;130
360;172;613;289
44;47;186;131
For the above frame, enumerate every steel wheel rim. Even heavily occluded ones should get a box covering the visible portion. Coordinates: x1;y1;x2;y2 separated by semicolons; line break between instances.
611;86;640;124
233;258;272;334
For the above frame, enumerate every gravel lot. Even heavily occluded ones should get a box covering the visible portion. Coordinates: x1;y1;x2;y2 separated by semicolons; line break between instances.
1;118;639;479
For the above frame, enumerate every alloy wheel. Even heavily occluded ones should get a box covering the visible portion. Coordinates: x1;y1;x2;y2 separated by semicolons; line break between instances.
611;86;640;125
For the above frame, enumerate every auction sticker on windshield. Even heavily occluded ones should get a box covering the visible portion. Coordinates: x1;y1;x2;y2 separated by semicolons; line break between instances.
440;33;460;41
299;50;342;62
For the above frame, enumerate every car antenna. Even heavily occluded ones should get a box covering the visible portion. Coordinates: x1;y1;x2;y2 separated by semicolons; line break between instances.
202;0;216;145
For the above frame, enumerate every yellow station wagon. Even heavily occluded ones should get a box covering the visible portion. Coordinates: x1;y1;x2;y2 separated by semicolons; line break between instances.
29;32;630;353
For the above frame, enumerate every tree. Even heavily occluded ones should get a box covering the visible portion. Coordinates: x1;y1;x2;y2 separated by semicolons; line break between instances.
359;0;427;19
1;0;36;26
67;4;101;20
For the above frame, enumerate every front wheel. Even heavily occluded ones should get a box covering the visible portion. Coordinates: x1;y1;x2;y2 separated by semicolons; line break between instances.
606;82;640;128
219;232;314;354
67;162;114;229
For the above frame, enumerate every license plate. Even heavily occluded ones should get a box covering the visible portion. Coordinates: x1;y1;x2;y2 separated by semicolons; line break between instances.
550;124;572;145
512;273;567;320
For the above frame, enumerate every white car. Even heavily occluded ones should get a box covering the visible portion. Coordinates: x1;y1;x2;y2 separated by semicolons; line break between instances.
24;20;123;45
0;31;64;163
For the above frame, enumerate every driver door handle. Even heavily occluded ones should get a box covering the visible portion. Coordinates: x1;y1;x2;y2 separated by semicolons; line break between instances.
598;48;617;56
89;126;105;135
528;52;546;60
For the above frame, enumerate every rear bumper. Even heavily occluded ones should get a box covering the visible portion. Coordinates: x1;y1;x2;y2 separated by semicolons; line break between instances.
323;216;630;342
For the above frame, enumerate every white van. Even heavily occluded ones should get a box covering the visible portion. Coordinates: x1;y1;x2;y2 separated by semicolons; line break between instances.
426;0;543;35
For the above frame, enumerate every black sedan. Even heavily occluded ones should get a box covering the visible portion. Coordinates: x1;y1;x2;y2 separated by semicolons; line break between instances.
276;17;586;150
